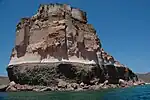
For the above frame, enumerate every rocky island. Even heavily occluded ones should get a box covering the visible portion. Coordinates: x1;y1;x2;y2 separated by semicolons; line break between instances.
2;3;145;92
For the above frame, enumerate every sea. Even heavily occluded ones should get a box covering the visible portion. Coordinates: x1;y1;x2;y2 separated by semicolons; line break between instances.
0;85;150;100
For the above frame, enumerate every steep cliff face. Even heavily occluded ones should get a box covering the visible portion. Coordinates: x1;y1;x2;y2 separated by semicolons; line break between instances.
9;4;100;65
7;4;138;86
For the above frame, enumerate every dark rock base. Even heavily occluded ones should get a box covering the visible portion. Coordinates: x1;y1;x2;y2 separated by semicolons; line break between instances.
6;62;139;92
7;63;104;86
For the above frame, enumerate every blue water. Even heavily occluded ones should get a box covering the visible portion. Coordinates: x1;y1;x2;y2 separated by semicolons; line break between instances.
0;85;150;100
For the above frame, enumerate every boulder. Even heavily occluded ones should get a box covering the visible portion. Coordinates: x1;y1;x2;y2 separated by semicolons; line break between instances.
6;86;17;92
39;87;52;91
90;78;99;85
80;82;85;87
9;81;16;87
102;86;109;89
33;88;40;92
119;79;125;84
6;81;17;92
89;85;101;90
75;88;83;91
82;85;89;89
71;83;78;89
66;84;74;91
58;81;67;88
109;84;117;88
103;80;109;86
71;8;87;23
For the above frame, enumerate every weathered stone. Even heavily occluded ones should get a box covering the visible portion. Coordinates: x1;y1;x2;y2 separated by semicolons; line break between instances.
58;81;67;88
6;81;16;92
82;85;89;89
103;80;109;85
66;84;74;91
90;78;99;85
33;88;40;92
6;86;17;92
75;88;83;91
71;8;87;23
39;87;52;91
71;83;78;89
80;82;84;87
50;86;58;91
89;84;102;90
94;85;102;90
9;81;16;87
109;84;117;88
102;86;109;89
6;3;139;89
119;79;125;84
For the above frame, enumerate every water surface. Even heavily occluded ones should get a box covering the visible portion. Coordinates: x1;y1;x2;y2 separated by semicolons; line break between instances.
0;85;150;100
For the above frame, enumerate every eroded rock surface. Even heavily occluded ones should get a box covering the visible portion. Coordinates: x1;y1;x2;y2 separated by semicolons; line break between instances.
7;4;139;88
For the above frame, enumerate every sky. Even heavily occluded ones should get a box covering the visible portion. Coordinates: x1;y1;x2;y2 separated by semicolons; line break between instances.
0;0;150;76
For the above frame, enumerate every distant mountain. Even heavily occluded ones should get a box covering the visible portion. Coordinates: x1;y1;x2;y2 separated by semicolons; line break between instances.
0;76;9;85
137;73;150;83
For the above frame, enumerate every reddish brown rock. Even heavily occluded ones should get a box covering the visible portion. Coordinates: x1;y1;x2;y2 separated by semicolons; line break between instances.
7;3;139;88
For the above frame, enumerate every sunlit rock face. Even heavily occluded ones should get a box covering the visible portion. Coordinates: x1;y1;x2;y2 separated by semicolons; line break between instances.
7;4;138;86
9;4;102;66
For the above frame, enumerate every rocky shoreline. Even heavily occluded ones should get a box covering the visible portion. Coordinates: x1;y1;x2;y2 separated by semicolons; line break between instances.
0;80;145;92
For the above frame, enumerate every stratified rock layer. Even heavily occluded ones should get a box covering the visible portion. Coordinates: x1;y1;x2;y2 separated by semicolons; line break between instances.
7;4;138;87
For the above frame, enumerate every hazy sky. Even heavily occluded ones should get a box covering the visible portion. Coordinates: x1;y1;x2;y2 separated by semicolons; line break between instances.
0;0;150;75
